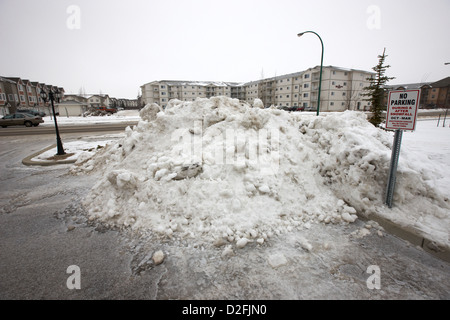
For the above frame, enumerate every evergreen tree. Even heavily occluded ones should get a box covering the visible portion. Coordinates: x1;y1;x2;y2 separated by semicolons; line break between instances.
364;48;395;127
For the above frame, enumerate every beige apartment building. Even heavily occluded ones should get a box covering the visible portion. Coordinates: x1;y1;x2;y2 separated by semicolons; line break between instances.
141;66;374;112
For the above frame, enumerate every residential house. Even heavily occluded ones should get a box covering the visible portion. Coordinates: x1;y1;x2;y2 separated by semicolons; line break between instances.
87;94;110;109
56;100;88;117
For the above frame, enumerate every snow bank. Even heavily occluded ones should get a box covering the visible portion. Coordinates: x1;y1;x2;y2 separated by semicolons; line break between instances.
71;96;450;249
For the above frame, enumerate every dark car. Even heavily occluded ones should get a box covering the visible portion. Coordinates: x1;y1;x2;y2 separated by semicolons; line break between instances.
17;109;46;117
0;113;44;128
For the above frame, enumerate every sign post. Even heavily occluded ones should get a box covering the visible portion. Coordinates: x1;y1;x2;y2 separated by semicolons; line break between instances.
384;89;420;208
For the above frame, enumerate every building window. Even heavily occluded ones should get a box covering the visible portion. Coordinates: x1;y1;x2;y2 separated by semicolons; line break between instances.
330;102;334;106
304;84;309;88
342;92;346;96
303;93;308;98
331;92;335;96
304;74;310;79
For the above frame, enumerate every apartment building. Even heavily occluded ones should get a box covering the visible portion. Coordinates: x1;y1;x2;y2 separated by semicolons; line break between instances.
110;98;139;109
140;66;374;112
420;77;450;109
0;76;65;115
140;80;244;109
383;77;450;109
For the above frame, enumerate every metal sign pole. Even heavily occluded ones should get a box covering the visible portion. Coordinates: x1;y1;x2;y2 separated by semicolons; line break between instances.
385;129;403;208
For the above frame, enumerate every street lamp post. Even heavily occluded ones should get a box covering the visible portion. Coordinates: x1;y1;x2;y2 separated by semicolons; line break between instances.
298;31;324;116
40;88;65;155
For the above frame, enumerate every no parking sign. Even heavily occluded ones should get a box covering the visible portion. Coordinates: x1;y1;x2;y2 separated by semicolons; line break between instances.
384;89;421;208
386;89;420;131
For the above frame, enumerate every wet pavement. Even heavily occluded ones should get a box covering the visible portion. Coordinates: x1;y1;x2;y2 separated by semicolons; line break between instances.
0;133;449;300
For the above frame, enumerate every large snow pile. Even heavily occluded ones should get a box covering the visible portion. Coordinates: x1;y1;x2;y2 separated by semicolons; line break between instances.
71;97;450;249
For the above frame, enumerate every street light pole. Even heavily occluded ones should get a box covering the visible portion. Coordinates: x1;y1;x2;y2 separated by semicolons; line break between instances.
40;89;65;155
298;31;324;116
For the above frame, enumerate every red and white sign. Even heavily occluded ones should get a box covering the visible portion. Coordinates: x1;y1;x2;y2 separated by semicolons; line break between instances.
385;89;420;131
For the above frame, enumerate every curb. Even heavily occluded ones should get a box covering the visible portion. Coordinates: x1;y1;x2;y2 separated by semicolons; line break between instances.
22;144;77;166
367;214;450;263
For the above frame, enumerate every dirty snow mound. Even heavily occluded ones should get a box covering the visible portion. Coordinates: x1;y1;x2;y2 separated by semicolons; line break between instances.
71;96;450;249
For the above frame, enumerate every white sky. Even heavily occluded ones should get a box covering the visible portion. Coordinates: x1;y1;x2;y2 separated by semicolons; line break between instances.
1;0;449;99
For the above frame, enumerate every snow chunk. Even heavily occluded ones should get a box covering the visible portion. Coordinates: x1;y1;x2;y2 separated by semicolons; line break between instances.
267;253;288;268
152;250;165;265
236;237;249;249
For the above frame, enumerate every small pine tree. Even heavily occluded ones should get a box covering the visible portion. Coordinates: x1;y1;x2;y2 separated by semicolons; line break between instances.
364;48;395;127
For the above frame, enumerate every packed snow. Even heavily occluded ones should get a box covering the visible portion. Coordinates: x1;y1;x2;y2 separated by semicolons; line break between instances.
41;110;140;127
32;139;116;162
70;97;450;250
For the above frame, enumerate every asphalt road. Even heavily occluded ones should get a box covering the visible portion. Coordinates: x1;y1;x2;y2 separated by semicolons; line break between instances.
0;133;449;302
0;122;138;136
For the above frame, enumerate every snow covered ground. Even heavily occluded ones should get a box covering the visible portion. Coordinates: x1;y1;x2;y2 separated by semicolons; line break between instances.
40;109;140;126
66;97;449;253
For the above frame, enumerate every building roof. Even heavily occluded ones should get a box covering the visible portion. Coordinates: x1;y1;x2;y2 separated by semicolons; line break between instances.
4;77;22;83
384;82;432;90
56;99;87;106
157;80;245;87
0;76;18;84
430;77;450;88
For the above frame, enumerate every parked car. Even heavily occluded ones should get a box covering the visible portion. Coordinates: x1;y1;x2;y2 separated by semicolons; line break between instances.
0;113;44;128
17;109;46;117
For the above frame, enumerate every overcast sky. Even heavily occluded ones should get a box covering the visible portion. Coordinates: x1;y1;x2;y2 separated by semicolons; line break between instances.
1;0;449;99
